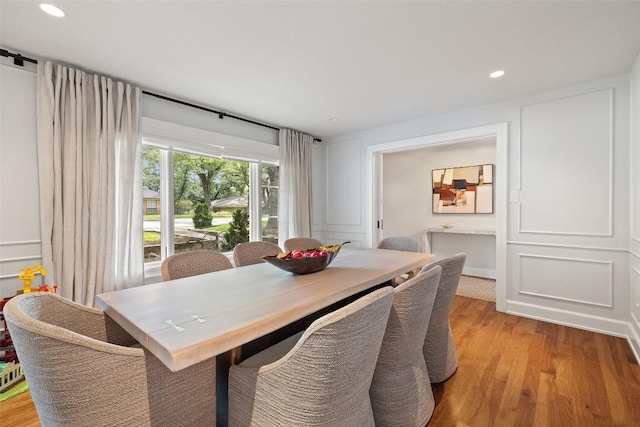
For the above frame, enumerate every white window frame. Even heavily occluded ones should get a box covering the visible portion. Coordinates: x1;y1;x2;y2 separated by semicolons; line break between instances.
141;119;279;282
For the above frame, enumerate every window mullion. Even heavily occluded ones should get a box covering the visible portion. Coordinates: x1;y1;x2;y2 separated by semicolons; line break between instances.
161;150;175;258
249;162;262;242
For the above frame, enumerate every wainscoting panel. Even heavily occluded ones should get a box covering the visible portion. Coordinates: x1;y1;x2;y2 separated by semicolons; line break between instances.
519;89;613;236
518;253;613;307
325;140;362;226
0;240;43;298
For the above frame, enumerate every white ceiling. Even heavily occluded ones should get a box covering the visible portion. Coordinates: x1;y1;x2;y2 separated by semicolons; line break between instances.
2;1;640;139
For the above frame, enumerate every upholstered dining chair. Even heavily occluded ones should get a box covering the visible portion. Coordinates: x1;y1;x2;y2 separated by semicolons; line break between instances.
370;265;442;427
284;237;323;252
419;252;467;383
377;235;422;285
4;292;217;427
377;235;421;252
232;241;282;267
161;249;233;280
228;287;394;426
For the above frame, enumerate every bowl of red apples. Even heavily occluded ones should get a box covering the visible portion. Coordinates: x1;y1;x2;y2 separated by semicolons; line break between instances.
262;243;346;275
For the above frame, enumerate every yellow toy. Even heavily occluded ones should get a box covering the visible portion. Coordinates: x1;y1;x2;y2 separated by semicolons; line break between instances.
18;264;48;294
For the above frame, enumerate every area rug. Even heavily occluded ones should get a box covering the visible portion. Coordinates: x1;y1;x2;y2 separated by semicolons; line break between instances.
456;275;496;303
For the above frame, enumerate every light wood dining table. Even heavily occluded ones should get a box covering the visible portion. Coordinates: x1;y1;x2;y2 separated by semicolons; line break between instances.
95;247;434;425
95;247;434;372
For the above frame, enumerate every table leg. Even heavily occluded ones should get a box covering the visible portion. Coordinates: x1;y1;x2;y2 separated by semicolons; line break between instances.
215;349;238;427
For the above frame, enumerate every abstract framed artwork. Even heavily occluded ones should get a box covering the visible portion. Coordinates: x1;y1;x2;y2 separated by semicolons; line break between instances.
432;164;493;214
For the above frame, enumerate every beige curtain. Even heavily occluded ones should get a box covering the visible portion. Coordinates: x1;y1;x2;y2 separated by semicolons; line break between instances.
278;129;313;246
37;61;144;306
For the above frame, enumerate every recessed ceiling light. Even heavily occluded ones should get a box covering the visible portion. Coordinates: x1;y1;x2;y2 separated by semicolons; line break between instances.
40;3;65;17
329;118;338;122
489;70;505;79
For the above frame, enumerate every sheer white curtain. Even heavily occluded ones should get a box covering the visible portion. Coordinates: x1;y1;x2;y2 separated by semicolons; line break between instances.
36;61;144;306
278;129;314;246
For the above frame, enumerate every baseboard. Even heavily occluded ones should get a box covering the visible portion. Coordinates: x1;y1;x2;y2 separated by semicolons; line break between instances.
462;267;495;280
507;300;640;364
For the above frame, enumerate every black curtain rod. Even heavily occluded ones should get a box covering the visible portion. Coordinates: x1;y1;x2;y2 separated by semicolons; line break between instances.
141;91;280;131
1;48;321;142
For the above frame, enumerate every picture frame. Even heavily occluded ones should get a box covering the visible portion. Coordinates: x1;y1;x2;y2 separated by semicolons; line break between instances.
432;163;493;214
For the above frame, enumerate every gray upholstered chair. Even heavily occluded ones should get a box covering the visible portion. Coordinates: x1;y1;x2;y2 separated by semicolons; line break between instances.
377;235;422;285
161;249;233;280
377;235;421;252
3;292;216;426
232;241;282;267
419;252;467;383
370;265;442;427
284;237;323;252
228;287;394;426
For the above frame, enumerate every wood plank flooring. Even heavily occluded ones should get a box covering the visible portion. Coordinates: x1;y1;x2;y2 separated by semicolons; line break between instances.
430;296;640;426
2;296;639;426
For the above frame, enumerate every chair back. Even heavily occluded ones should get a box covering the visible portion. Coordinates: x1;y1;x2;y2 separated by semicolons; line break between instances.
370;265;442;426
377;235;421;252
284;237;322;252
161;249;232;280
419;252;467;382
377;235;422;285
232;241;282;267
229;286;394;426
3;292;216;426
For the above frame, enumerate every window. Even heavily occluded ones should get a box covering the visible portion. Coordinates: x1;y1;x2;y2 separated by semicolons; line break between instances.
145;199;158;215
142;144;278;264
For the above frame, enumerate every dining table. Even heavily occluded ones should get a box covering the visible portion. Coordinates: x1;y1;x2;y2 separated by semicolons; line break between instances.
95;247;434;425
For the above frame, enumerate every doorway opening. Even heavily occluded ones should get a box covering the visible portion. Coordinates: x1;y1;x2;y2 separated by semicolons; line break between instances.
365;123;508;312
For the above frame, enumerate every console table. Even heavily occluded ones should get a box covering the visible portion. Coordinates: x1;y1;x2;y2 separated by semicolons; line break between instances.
423;227;496;254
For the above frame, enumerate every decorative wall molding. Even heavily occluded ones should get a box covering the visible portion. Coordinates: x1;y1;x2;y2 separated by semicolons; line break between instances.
0;241;43;282
518;254;613;308
518;205;613;236
1;272;30;280
0;240;41;247
518;88;614;237
507;240;628;253
0;255;42;263
326;141;363;226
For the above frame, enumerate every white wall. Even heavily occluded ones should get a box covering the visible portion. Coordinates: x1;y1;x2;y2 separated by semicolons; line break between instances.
319;74;636;357
382;138;497;278
630;52;640;358
0;60;40;297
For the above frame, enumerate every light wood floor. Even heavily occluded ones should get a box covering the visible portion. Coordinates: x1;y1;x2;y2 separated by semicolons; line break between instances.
2;296;639;426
